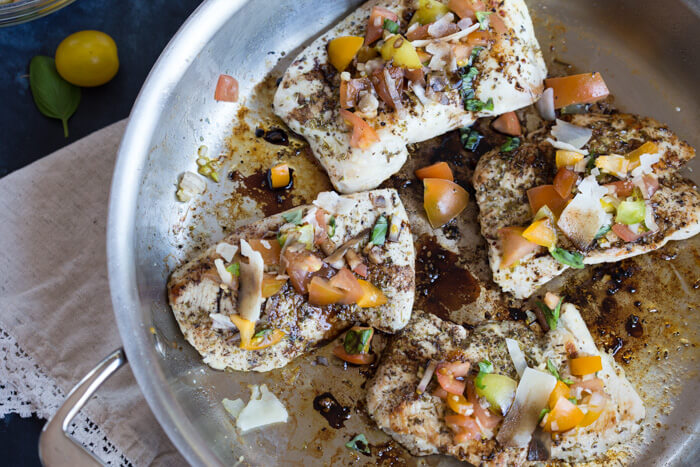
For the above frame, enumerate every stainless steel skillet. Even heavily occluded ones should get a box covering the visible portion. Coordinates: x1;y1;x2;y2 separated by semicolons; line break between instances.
39;0;700;465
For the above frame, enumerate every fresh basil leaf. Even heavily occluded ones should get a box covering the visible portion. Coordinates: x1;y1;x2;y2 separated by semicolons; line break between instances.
226;262;240;276
538;408;550;422
478;359;493;374
568;397;578;405
371;215;388;246
594;224;611;239
383;18;399;33
501;137;520;152
475;11;492;30
537;298;562;330
253;328;272;339
468;46;483;67
282;209;303;225
328;216;336;238
460;128;483;152
549;247;585;269
29;55;81;138
345;433;370;455
465;97;494;112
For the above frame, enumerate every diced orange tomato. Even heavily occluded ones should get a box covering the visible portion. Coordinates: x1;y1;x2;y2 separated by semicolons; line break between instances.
365;6;399;45
569;355;603;376
230;315;256;349
356;279;387;308
467;30;491;46
497;226;541;269
433;386;449;399
415;161;454;181
423;178;469;228
308;276;345;306
626;141;659;170
214;74;239;102
283;249;323;294
548;380;571;409
555;149;584;169
491;111;521;136
553;167;578;198
339;109;380;149
446;393;473;415
544;72;610;109
328;268;364;305
489;13;508;34
261;274;287;298
269;163;290;189
604;180;634;198
522;218;557;249
328;36;364;72
353;263;369;278
612;223;645;242
466;378;502;430
436;361;470;395
448;0;484;20
542;396;584;432
340;77;371;109
527;184;570;217
445;414;481;443
247;239;281;265
333;345;375;364
241;329;285;351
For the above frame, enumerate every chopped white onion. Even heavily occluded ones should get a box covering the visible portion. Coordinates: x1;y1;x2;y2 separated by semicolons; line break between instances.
214;258;234;286
387;214;403;242
644;201;659;232
416;360;437;394
630;151;662;178
545;137;588;155
216;242;238;262
551;119;592;149
383;68;406;117
505;338;528;378
238;239;265;323
577;175;608;199
411;22;479;47
235;384;289;433
428;12;455;37
411;83;430;106
573;156;589;173
457;17;473;30
426;41;452;71
590;167;601;176
313;191;356;215
210;313;236;330
535;88;555;121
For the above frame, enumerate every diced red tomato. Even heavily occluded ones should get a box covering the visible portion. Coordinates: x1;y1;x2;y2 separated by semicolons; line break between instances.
340;77;371;109
445;414;481;443
365;6;399;45
214;74;239;102
433;386;449;399
527;184;570;217
642;174;659;199
553;167;578;198
247;239;281;265
423;178;469;228
466;379;502;430
261;274;287;298
406;24;430;41
404;67;425;86
544;72;610;109
604;180;635;198
611;223;644;242
353;263;369;278
333;345;375;364
339;109;380;149
329;268;364;305
415;161;454;181
497;226;541;269
448;0;485;19
283;249;323;294
308;276;345;306
436;361;470;395
370;67;405;110
491;111;521;136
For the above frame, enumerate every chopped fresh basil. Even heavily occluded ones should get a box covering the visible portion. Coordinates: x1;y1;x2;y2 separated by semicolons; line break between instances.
478;359;494;374
460;67;479;102
371;215;388;245
253;328;272;339
468;46;483;67
594;224;611;239
549;247;585;269
536;297;562;330
546;359;573;385
475;11;492;30
585;153;598;173
538;408;550;422
345;433;370;455
383;18;399;33
226;262;240;276
465;97;494;112
328;216;336;238
282;209;303;225
568;397;578;405
501;136;521;152
344;328;373;355
460;127;483;151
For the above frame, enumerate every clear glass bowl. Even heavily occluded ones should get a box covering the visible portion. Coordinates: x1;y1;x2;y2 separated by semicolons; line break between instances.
0;0;77;27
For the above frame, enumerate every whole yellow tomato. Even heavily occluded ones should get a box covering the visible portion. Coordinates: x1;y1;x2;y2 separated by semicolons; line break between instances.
55;30;119;87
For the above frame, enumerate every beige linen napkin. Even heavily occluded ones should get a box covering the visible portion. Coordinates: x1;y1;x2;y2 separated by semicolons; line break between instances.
0;120;185;466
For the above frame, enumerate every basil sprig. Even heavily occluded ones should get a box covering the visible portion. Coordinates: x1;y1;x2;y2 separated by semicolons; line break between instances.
536;297;563;330
371;215;388;246
29;56;81;138
501;137;520;152
465;97;494;112
460;127;483;151
328;216;336;238
594;224;611;239
549;247;585;269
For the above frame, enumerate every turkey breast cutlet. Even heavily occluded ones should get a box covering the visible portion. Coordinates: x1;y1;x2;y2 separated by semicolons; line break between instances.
168;189;414;372
367;305;644;464
473;112;699;299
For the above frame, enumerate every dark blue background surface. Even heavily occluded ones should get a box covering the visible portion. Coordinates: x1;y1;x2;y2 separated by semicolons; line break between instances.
0;0;201;464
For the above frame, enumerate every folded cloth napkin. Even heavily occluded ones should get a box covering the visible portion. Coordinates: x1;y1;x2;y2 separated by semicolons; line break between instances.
0;120;185;466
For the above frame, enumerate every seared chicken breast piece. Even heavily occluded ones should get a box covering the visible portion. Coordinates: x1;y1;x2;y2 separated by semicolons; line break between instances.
168;189;414;372
367;304;644;464
274;0;546;193
473;112;699;298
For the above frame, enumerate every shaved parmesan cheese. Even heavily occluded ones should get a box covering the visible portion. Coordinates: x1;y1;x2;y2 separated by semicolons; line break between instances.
535;88;555;121
236;384;289;432
411;83;430;106
577;175;608;200
210;313;236;330
411;22;479;47
506;338;528;378
216;242;238;262
313;191;356;215
222;398;245;419
545;137;588;155
630;151;662;177
428;13;455;37
214;258;234;285
551;119;592;149
558;188;608;249
238;239;264;323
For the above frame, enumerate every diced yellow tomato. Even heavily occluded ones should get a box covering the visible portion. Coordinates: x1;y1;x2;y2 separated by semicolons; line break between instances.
261;274;287;298
553;167;578;198
626;141;659;171
595;155;629;179
339;109;380;149
569;355;603;376
415;161;454;181
269;163;290;189
308;276;345;306
230;315;256;349
492;111;521;136
527;184;570;217
241;329;285;351
548;380;571;409
600;197;616;213
356;279;388;308
327;36;364;72
579;408;602;427
543;396;585;432
466;30;491;46
365;6;399;45
497;226;541;269
555;149;584;169
447;393;473;415
544;72;610;109
423;178;469;228
522;218;557;249
381;35;422;69
247;239;281;265
411;0;450;24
